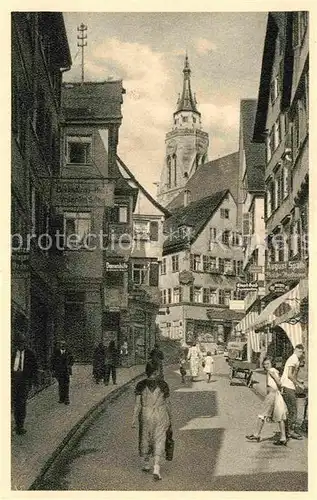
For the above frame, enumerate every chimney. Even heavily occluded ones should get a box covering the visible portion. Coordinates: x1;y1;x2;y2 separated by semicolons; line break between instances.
184;189;191;207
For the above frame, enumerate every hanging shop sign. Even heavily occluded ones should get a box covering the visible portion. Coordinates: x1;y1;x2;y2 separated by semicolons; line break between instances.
269;283;290;294
106;262;128;272
266;260;307;281
236;282;259;292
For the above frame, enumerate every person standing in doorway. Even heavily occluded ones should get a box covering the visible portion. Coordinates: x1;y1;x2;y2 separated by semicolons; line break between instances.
51;339;74;405
149;343;164;379
105;340;118;385
11;334;38;435
281;344;305;440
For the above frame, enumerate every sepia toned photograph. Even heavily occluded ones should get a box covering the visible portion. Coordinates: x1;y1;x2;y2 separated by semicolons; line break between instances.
10;9;309;492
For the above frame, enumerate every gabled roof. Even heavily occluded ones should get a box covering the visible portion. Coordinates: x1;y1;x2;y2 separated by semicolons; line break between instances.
240;99;266;192
116;156;171;218
163;189;230;255
62;81;125;124
167;151;239;211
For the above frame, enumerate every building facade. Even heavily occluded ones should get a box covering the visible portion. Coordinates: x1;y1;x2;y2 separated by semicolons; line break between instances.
116;156;170;364
250;11;309;366
157;190;244;346
234;99;266;362
157;55;209;207
11;12;71;386
50;80;127;362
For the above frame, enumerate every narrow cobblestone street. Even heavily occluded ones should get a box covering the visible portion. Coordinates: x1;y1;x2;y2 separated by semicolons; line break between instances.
40;357;307;491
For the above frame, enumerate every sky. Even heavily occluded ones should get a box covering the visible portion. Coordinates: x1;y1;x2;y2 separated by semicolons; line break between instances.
63;12;268;195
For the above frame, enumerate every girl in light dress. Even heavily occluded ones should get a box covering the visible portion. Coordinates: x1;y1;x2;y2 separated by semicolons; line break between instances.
246;356;288;446
203;351;214;382
187;342;202;381
132;361;172;481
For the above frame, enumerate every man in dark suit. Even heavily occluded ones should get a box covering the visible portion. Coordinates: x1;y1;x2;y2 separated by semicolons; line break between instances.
51;339;74;405
11;334;38;435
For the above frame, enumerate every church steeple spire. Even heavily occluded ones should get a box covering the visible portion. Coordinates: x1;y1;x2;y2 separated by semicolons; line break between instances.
175;53;200;115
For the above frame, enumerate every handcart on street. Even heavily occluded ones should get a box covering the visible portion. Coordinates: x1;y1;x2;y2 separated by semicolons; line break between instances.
226;341;256;387
228;358;257;387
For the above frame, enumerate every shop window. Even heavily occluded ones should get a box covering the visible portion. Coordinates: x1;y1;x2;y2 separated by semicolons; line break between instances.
64;212;91;249
66;135;92;164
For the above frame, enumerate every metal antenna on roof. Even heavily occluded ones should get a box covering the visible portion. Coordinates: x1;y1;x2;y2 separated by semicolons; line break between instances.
77;23;87;84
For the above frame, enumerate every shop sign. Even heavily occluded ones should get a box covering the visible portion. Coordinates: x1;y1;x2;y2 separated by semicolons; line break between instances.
249;265;263;273
269;283;290;294
53;179;114;207
229;300;245;311
236;282;258;292
179;270;194;285
106;262;128;272
266;260;307;280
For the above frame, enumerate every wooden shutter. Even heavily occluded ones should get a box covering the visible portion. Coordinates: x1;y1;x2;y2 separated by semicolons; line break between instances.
149;262;159;287
150;221;159;241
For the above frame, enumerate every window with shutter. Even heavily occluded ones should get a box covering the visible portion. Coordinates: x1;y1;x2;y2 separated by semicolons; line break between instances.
149;262;159;287
149;220;159;241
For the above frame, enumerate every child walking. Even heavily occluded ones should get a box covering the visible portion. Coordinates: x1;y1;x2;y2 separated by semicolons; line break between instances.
203;351;214;382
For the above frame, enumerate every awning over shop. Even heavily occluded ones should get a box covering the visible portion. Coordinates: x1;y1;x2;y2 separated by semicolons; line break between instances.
248;284;301;332
279;321;302;348
235;311;260;352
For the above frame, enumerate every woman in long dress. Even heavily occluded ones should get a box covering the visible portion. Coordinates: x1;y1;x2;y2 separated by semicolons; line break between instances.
246;356;288;445
132;361;172;480
187;342;201;381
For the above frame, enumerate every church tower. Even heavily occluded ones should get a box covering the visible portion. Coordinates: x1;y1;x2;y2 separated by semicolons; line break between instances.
157;54;209;207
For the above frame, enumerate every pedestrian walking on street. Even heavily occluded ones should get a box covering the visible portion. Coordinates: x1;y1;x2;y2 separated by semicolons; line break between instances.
51;339;74;405
11;334;38;435
132;361;172;481
104;340;118;385
92;342;106;384
149;343;164;379
203;351;214;383
281;344;306;440
246;357;288;445
179;354;187;383
187;341;201;381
